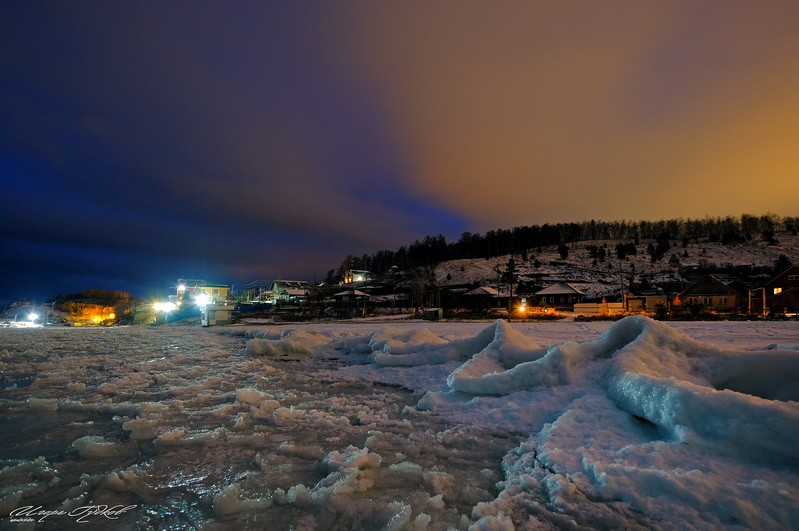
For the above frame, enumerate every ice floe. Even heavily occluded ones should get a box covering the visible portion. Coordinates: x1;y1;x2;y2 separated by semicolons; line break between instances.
1;317;797;529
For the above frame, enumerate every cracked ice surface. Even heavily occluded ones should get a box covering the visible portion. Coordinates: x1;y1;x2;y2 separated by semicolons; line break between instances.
1;317;798;530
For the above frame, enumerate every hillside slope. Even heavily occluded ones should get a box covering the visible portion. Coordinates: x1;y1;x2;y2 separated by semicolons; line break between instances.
435;232;799;300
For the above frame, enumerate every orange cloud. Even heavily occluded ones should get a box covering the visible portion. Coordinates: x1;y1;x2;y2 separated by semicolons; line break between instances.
335;1;799;228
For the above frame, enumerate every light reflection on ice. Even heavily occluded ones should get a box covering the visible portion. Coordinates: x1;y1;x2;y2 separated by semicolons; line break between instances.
0;318;798;529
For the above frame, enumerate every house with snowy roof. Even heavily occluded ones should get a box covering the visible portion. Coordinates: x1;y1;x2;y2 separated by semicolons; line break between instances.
533;282;585;310
269;280;310;303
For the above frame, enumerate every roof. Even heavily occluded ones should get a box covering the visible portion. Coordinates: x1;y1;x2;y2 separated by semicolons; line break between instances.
272;280;309;290
535;282;584;296
680;276;738;296
462;286;499;296
334;289;370;297
283;288;309;296
766;265;799;288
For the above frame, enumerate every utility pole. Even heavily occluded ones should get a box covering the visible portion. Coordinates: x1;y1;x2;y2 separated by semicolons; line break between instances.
748;287;767;318
494;263;502;311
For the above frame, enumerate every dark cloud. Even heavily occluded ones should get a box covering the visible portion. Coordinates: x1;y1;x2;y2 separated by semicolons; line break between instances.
2;1;797;302
1;2;453;301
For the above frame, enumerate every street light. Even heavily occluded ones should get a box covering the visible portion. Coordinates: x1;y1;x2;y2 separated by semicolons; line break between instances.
153;302;177;312
196;293;210;308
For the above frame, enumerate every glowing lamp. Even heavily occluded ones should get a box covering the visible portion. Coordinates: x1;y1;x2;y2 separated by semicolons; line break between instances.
153;302;176;312
196;293;210;307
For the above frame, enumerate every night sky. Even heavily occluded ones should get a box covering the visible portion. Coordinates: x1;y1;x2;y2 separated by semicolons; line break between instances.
2;2;798;304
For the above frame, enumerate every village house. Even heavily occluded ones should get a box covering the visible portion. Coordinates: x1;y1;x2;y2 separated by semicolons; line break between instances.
677;275;738;314
269;280;310;303
762;265;799;316
332;288;370;303
174;279;232;306
534;282;585;311
455;285;501;312
342;270;376;285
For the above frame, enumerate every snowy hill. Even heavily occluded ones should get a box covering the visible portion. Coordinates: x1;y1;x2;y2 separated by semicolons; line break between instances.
435;231;799;300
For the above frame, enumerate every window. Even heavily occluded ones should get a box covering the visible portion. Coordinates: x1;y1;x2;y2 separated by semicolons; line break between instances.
774;287;783;295
788;275;798;281
719;297;728;305
704;297;713;306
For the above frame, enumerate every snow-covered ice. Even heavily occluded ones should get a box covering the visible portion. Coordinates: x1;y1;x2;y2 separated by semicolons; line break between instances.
1;317;797;529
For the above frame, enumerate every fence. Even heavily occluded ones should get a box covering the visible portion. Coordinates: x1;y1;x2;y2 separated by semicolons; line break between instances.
573;302;625;316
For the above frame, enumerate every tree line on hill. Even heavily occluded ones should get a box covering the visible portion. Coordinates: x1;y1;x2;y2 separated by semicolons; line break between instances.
331;214;797;281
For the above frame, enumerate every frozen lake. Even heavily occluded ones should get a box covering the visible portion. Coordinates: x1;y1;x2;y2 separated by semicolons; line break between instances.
1;318;798;530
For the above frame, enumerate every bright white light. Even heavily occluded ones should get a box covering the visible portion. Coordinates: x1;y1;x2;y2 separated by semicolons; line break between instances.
196;293;210;307
27;312;38;322
178;284;186;292
153;302;176;312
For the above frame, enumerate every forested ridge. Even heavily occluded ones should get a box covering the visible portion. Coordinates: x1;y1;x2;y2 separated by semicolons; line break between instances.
333;214;797;280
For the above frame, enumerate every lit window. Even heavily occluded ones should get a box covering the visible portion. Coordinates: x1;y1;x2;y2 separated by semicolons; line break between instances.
774;287;783;295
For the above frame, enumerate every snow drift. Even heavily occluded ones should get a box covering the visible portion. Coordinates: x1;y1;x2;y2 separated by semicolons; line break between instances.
237;316;799;528
240;317;799;462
